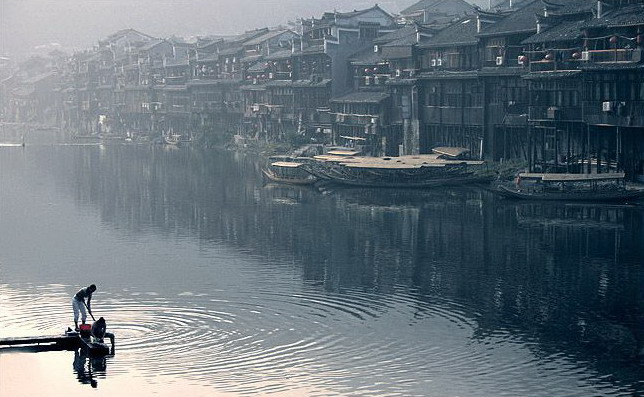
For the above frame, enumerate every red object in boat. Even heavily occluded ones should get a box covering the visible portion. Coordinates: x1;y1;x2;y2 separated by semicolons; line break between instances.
79;324;92;337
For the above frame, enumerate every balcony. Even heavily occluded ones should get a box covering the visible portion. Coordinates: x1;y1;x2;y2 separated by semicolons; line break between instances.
590;49;640;63
529;106;582;122
529;60;582;72
529;49;641;72
583;101;644;127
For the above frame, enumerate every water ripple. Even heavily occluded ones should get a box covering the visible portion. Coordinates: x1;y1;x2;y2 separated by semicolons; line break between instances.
0;282;630;396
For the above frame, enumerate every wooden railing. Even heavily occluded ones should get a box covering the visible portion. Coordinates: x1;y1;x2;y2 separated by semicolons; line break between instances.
529;106;582;121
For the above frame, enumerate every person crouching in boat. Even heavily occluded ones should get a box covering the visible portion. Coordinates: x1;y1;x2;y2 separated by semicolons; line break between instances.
72;284;96;331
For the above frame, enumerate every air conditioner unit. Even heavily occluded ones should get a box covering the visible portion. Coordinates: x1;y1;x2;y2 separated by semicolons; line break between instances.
602;101;613;112
365;76;371;85
496;56;504;66
373;45;379;53
268;73;273;79
431;59;437;67
581;51;590;61
436;58;442;66
396;69;401;77
547;106;559;119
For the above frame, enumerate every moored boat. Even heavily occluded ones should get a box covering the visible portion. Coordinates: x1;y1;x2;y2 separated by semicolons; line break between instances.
495;172;644;202
263;161;318;185
164;133;193;146
303;152;488;188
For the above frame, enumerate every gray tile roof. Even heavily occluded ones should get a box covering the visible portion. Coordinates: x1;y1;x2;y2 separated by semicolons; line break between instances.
244;29;294;47
331;91;390;103
401;0;474;18
522;18;587;44
478;0;543;37
419;17;478;48
350;47;386;66
583;3;644;28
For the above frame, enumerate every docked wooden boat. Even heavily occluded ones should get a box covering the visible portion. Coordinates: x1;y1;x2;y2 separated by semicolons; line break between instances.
0;326;114;357
303;153;488;188
495;172;644;202
164;133;192;146
98;133;125;142
263;162;318;185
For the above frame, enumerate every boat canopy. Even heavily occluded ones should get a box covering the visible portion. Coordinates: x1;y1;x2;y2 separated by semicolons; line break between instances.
271;162;303;168
519;173;626;182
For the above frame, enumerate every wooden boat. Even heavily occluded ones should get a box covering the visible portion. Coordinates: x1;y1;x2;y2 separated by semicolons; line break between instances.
98;133;125;142
495;172;644;202
0;327;114;356
263;162;318;185
164;133;192;146
304;153;489;188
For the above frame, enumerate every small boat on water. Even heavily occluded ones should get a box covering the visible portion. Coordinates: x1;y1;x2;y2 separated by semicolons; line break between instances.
0;322;115;357
164;133;192;146
495;172;644;202
263;162;318;185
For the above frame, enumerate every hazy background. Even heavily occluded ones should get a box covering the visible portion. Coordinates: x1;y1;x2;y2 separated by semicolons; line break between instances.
1;0;486;58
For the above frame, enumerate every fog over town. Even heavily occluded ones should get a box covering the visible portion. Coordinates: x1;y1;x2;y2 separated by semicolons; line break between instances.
1;0;488;57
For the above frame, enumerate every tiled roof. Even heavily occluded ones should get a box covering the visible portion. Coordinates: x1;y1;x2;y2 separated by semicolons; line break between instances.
418;70;478;79
419;17;478;48
218;47;243;56
522;18;587;44
543;0;596;16
292;79;331;88
523;70;581;79
247;61;268;73
265;49;294;61
139;39;167;51
229;28;270;44
383;29;420;47
374;25;417;45
401;0;474;17
328;5;390;20
583;3;644;28
350;47;386;65
245;29;294;46
330;91;390;103
478;0;543;37
265;80;293;87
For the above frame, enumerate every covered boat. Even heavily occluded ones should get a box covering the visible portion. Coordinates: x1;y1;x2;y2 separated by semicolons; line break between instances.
262;161;318;185
303;152;488;188
496;172;644;202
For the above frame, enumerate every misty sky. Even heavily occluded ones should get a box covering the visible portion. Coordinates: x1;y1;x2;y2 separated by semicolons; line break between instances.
1;0;415;57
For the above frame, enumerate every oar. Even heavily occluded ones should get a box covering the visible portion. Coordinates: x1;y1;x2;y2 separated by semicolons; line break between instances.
83;301;96;322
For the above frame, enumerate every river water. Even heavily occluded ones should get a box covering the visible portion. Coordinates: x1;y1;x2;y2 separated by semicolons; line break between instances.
0;141;642;396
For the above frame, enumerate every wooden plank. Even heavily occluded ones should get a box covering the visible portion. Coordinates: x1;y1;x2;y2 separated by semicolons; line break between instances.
432;146;470;158
0;335;77;346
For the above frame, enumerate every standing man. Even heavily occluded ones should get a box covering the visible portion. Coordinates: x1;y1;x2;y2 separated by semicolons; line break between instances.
72;284;96;331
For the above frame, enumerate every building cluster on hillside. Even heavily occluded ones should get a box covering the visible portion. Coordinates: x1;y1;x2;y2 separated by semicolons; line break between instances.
1;0;644;180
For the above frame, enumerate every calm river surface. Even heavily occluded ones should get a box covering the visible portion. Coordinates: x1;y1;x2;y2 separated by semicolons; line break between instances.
1;141;643;396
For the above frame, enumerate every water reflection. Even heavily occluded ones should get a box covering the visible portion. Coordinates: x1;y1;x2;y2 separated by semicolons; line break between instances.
0;145;642;396
73;349;107;388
